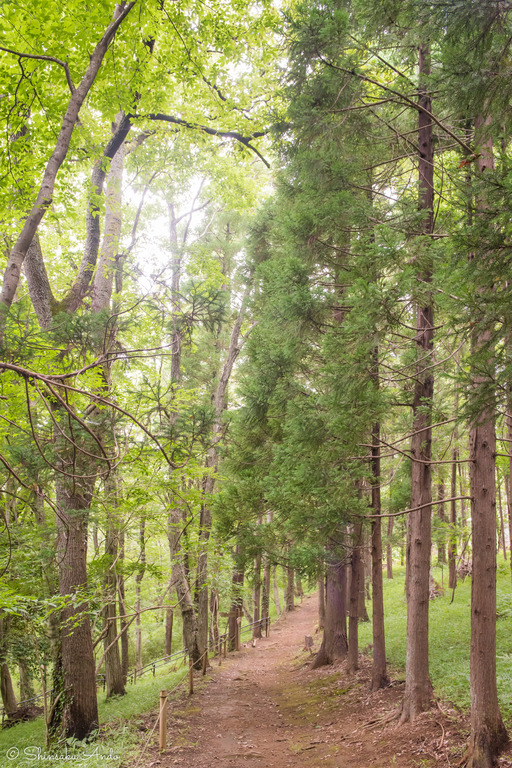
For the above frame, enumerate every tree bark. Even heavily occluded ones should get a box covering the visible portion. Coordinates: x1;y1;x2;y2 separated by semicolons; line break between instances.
359;531;370;618
312;549;347;669
318;573;326;629
168;506;202;667
448;446;458;590
347;523;363;673
0;616;17;716
135;519;146;674
228;546;244;651
165;608;174;657
261;528;271;632
19;659;35;702
91;137;127;314
401;43;434;724
466;113;508;768
103;477;126;697
437;478;446;564
118;529;129;686
209;590;220;652
253;548;262;639
285;565;295;611
386;516;394;579
497;478;506;561
273;565;282;614
23;234;57;327
54;476;98;740
468;414;508;765
371;420;388;690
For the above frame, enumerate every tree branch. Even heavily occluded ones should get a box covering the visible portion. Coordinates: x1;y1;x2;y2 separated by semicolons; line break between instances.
138;112;270;167
0;46;75;93
61;113;132;312
0;1;136;329
317;53;474;155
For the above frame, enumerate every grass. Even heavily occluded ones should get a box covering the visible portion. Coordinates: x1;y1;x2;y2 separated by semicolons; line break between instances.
358;557;512;721
7;565;509;766
0;586;289;768
0;661;189;768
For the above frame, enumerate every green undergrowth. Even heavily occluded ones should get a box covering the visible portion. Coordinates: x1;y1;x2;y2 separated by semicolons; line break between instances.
358;557;512;721
0;591;289;768
0;664;189;768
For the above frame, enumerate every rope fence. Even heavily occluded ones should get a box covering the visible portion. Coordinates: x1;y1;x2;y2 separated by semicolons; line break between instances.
0;614;274;726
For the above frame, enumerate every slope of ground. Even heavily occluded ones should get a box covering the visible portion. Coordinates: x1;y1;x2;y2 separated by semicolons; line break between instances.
137;594;512;768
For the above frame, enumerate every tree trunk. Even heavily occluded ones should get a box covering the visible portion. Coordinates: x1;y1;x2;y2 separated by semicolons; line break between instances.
103;479;125;698
168;506;202;667
371;420;388;690
386;516;394;579
228;547;244;651
195;281;252;659
209;590;220;652
0;664;17;717
273;565;281;614
437;478;446;564
459;463;468;534
165;608;173;657
20;114;128;741
312;551;348;669
347;523;363;673
0;616;17;716
285;565;295;611
54;478;98;740
448;446;458;590
360;529;371;617
19;659;35;702
466;114;508;768
118;530;129;686
261;540;271;632
401;43;434;724
497;477;506;561
318;574;326;629
468;413;508;765
195;493;211;665
135;519;146;674
253;549;262;639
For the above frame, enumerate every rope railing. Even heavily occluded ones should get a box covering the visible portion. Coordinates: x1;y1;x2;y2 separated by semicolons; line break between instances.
0;614;275;726
1;673;109;725
128;648;188;685
239;616;271;637
134;645;210;768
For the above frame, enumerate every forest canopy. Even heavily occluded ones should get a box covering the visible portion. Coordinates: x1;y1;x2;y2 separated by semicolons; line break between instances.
1;2;512;767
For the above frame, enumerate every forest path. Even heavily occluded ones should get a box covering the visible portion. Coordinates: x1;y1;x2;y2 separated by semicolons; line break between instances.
138;593;507;768
141;595;324;768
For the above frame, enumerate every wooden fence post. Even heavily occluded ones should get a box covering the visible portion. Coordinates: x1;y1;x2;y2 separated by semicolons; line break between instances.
236;616;241;651
188;658;194;695
159;690;168;751
202;651;207;676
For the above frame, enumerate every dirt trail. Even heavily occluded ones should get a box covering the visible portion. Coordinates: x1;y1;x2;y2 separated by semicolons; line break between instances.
140;594;512;768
